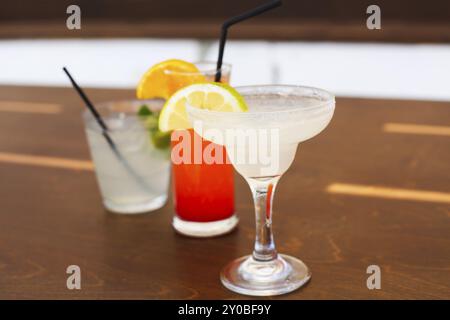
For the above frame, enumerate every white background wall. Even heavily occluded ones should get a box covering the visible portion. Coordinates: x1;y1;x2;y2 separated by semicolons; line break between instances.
0;39;449;101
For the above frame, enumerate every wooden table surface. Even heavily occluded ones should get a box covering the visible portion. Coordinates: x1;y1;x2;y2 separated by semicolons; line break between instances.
0;85;449;299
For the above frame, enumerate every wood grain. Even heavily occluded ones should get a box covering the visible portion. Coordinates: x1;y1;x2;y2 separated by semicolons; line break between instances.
0;85;449;299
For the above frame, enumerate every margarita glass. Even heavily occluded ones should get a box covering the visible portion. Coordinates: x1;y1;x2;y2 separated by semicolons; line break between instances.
187;85;335;296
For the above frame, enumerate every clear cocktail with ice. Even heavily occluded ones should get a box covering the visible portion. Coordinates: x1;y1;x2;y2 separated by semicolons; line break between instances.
83;99;170;214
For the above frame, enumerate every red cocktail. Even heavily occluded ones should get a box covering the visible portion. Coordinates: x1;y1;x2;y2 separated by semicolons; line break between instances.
160;61;237;237
171;129;237;236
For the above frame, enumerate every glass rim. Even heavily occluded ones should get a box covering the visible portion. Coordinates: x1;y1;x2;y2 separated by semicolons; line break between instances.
163;61;232;76
186;84;335;116
82;98;164;114
82;98;164;132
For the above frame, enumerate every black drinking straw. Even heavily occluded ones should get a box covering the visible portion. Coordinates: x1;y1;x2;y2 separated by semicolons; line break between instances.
63;67;152;192
63;67;109;131
215;0;282;82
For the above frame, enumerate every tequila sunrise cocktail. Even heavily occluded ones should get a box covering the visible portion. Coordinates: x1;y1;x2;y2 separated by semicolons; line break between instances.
171;129;234;222
137;60;237;237
167;63;237;237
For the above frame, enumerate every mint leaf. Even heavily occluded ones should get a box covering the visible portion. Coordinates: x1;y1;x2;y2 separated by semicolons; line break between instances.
144;116;158;130
151;130;171;150
137;104;153;117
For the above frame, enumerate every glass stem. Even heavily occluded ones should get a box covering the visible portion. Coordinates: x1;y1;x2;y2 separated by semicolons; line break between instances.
247;177;280;262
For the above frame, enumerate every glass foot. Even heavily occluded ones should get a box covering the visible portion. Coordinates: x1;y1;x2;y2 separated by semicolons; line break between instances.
104;194;167;214
220;254;311;296
173;214;238;237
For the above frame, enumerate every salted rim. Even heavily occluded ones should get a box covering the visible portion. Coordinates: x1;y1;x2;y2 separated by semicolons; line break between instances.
186;85;335;117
